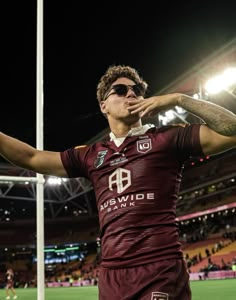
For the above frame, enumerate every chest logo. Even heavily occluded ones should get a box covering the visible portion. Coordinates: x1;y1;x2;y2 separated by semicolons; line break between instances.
137;138;152;153
109;167;131;194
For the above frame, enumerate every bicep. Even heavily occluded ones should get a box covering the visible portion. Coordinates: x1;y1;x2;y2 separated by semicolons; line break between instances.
31;150;68;177
199;125;236;155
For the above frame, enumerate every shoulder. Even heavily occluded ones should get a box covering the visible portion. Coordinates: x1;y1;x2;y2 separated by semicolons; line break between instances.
147;123;190;135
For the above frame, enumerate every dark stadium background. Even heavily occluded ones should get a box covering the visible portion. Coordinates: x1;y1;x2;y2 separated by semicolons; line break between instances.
0;0;236;297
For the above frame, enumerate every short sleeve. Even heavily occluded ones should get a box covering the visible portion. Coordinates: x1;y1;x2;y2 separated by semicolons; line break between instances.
60;145;89;178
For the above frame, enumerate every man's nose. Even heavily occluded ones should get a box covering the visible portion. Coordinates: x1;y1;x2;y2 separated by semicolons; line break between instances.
126;86;136;97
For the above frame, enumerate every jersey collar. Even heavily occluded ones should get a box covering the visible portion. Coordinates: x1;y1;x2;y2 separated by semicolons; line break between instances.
109;124;155;147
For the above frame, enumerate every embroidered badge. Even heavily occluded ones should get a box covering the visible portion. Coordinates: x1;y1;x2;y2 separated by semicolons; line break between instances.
151;292;169;300
137;138;152;153
94;150;108;168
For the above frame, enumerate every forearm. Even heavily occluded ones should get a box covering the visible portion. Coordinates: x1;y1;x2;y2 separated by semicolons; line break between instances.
177;94;236;136
0;132;37;170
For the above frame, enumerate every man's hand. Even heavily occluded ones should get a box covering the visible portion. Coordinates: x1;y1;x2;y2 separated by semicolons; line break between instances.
127;93;181;117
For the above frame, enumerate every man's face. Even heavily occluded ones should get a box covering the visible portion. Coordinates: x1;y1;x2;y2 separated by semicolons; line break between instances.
100;77;144;122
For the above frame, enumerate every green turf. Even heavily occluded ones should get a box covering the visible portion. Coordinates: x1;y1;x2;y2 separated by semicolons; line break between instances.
1;279;235;299
190;278;236;300
1;286;98;300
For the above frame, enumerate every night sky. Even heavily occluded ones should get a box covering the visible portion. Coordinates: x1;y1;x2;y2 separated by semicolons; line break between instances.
1;0;236;152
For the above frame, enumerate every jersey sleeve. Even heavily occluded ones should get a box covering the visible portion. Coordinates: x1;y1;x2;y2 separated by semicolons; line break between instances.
60;145;90;178
172;124;204;162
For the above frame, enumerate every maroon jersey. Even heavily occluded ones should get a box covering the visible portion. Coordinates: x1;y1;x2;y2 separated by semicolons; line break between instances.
6;272;14;288
61;124;203;268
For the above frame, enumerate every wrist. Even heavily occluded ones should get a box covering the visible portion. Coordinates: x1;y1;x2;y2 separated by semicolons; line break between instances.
175;93;183;106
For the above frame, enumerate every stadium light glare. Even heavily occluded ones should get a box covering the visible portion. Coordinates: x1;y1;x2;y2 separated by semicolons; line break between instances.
46;176;68;185
175;106;186;114
158;114;168;125
165;110;175;121
205;67;236;94
47;177;62;185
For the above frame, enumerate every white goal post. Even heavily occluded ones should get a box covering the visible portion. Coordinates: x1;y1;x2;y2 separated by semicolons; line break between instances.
0;1;45;300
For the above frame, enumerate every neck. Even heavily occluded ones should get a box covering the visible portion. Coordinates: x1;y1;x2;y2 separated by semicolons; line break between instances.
108;118;143;138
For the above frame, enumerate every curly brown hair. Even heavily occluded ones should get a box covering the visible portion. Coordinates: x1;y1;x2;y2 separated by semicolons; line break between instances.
96;65;148;102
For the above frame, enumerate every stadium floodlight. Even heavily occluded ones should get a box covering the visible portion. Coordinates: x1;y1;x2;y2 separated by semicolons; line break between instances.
158;106;189;126
46;176;69;185
165;109;176;121
158;114;168;125
175;106;186;114
47;177;62;185
205;67;236;94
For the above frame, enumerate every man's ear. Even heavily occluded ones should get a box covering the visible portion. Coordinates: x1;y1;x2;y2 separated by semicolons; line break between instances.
100;101;107;114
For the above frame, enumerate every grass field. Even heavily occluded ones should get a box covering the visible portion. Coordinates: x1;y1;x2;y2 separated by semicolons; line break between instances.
1;279;235;299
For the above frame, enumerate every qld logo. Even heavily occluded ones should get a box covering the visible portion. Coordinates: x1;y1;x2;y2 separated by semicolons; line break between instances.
151;292;169;300
137;138;152;153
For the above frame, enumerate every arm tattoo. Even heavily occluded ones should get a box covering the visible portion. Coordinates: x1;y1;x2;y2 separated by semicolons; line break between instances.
179;95;236;136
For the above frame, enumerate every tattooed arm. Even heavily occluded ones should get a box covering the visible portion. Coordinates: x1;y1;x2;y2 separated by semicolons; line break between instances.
177;95;236;155
178;95;236;136
127;93;236;155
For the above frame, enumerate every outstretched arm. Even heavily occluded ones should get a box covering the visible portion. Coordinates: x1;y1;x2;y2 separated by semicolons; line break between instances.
0;132;68;177
127;93;236;155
